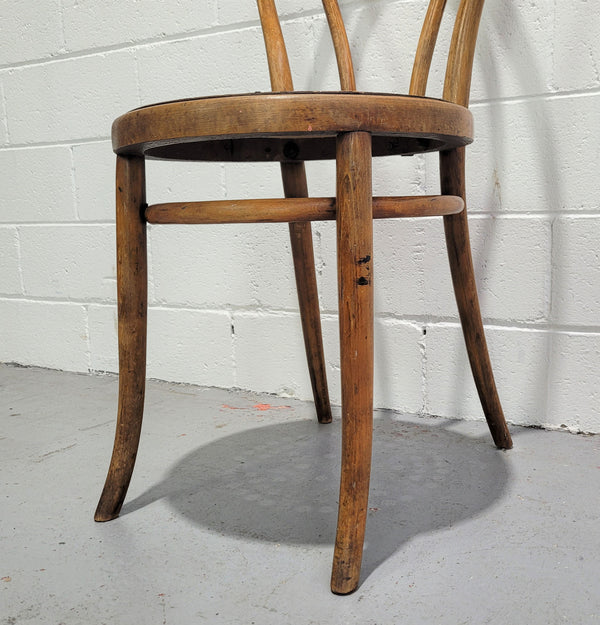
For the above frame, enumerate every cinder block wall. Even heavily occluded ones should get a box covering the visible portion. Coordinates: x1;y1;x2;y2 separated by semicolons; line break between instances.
1;1;599;432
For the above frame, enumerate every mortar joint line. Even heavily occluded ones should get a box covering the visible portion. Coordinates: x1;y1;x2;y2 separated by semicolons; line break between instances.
470;86;600;108
3;294;600;335
0;79;10;144
229;307;238;387
547;215;557;331
13;227;25;296
132;48;143;108
0;7;329;73
146;224;156;305
68;145;80;221
57;0;68;54
83;303;93;373
418;319;428;417
2;211;598;228
0;136;110;150
549;0;558;93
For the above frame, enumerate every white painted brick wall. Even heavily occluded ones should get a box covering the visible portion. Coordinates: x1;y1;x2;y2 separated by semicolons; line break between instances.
62;0;219;51
0;299;88;371
1;0;599;433
0;81;8;146
19;225;116;301
4;51;139;144
0;227;21;294
0;0;64;66
0;147;76;222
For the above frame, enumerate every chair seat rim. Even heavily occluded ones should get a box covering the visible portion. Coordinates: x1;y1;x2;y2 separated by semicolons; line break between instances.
112;91;473;159
129;90;450;111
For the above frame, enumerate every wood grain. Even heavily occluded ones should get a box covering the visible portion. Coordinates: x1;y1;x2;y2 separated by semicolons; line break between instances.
95;155;148;521
440;148;512;449
410;0;447;96
145;195;463;224
443;0;485;106
322;0;356;90
142;132;468;162
258;1;332;424
112;92;473;157
281;162;333;424
257;0;294;91
331;131;373;595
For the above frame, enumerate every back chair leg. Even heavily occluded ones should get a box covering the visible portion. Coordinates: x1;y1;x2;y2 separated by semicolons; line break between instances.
281;162;332;424
440;148;512;450
95;155;148;522
331;131;374;594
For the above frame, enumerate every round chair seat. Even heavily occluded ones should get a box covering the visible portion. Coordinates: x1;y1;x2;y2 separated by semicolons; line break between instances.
112;91;473;162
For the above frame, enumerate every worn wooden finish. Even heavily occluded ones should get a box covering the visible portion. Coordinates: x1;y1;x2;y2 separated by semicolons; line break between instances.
322;0;356;90
112;93;473;157
258;0;355;91
145;195;463;224
288;219;332;424
443;0;485;106
410;0;447;96
440;148;512;450
282;162;333;424
142;132;469;163
95;155;147;522
96;0;513;597
257;0;294;91
331;131;374;595
258;1;332;424
411;0;485;104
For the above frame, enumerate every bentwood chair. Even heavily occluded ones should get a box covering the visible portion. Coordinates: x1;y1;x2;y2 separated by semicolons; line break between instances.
95;0;513;594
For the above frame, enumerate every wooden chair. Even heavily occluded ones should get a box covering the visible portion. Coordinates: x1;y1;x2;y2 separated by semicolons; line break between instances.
95;0;513;594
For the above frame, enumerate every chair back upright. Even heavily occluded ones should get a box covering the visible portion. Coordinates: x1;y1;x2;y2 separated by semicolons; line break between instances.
258;0;485;106
410;0;485;106
257;0;356;91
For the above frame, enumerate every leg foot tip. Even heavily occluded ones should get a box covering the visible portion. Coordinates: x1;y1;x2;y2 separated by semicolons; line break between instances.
330;580;359;595
494;432;513;450
94;504;120;522
316;405;333;424
331;568;360;595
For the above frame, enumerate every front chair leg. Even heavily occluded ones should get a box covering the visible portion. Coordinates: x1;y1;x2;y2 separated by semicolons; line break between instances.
95;154;148;522
440;148;512;450
331;131;374;594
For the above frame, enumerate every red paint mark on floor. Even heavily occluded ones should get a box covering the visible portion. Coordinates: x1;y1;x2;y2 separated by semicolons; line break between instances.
253;403;290;411
222;403;290;412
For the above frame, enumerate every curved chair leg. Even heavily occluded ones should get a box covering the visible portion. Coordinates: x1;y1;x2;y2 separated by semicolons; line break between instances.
281;162;332;424
440;148;512;450
95;154;148;522
331;132;374;594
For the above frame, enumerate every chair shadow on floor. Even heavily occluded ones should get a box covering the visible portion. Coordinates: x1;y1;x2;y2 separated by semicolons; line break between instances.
121;413;510;582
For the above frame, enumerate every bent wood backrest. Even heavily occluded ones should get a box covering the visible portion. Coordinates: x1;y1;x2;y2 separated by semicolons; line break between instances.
257;0;485;106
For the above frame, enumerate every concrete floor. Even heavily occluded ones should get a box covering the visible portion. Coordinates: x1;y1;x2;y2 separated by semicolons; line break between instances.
1;364;599;624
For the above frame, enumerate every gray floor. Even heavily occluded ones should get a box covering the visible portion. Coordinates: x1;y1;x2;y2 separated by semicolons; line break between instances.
1;364;599;625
